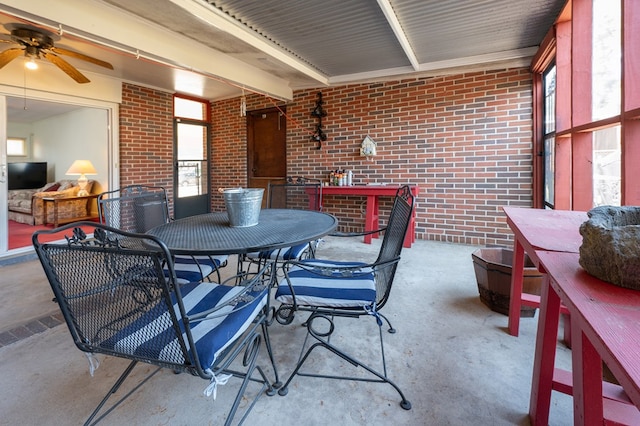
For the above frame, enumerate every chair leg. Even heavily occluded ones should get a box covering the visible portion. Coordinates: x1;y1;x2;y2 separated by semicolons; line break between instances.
84;360;163;425
378;312;397;334
277;313;412;410
261;319;282;388
223;333;265;426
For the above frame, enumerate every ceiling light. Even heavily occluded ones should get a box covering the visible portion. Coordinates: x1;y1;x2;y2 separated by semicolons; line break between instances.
25;58;38;70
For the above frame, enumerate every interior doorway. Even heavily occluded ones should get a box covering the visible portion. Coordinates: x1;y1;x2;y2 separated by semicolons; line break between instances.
246;107;286;203
1;95;116;259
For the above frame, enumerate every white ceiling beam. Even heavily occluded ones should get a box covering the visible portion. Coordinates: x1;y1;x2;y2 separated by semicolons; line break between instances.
330;47;537;85
169;0;329;86
376;0;420;71
0;0;296;100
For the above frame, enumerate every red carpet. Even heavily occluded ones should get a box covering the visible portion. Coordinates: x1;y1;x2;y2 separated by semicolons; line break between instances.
8;220;98;250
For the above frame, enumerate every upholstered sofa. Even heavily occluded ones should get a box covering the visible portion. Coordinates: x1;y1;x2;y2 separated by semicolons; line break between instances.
8;179;96;226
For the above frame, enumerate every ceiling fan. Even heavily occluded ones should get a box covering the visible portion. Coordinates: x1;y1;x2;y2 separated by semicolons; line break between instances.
0;27;113;84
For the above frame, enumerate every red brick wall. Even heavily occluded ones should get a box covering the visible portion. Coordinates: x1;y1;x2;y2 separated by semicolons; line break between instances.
119;69;533;247
210;68;534;247
119;83;175;203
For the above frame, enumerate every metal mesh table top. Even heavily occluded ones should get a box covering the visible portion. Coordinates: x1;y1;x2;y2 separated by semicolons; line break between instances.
147;209;338;255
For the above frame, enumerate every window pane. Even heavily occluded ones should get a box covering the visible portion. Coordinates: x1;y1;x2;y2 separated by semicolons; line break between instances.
176;122;205;160
592;0;621;120
544;136;555;208
176;122;207;198
7;138;26;156
177;160;207;197
593;126;621;206
174;97;205;120
544;66;556;134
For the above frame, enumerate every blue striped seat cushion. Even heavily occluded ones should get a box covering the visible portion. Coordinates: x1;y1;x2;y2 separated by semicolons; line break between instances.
246;243;309;261
275;259;376;308
102;281;267;369
187;254;228;269
166;256;217;284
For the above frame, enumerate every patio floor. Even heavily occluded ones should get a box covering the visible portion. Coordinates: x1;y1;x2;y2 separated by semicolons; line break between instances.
0;236;573;425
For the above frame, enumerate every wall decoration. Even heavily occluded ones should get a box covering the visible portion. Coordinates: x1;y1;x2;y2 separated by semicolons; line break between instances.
360;135;377;159
311;92;327;149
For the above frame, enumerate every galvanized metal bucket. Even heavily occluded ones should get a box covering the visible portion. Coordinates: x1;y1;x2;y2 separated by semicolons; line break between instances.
223;188;264;227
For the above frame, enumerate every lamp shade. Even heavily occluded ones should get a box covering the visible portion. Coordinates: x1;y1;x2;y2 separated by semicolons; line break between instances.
66;160;97;175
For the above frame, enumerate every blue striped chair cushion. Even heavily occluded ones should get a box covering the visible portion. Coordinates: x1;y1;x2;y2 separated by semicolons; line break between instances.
167;256;217;284
275;259;376;308
102;281;267;368
246;243;309;261
186;254;228;269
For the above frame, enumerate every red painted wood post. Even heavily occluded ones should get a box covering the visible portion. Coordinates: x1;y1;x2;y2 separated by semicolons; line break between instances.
508;239;526;336
529;273;562;426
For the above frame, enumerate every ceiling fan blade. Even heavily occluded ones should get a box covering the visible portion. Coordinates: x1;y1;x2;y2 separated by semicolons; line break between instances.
0;48;24;69
42;51;90;84
50;46;113;70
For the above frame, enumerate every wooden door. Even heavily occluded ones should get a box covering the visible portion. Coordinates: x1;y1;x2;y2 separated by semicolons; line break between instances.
247;107;286;206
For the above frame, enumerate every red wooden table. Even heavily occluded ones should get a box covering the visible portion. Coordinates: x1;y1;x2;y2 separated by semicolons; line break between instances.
322;185;419;248
502;207;587;336
531;251;640;425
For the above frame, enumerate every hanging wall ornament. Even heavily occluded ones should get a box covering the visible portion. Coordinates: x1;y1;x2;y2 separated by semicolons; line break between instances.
311;92;327;149
240;89;247;117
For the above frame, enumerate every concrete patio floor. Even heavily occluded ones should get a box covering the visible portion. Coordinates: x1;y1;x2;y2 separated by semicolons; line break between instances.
0;235;573;425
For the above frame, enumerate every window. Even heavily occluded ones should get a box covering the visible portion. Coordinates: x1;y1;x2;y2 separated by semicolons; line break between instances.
533;0;638;209
592;126;621;206
7;137;27;156
173;96;210;199
542;65;556;209
174;97;206;120
592;0;621;121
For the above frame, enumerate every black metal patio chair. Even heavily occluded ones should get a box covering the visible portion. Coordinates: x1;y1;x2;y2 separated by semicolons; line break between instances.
239;176;322;275
274;185;414;410
98;185;228;283
32;222;279;426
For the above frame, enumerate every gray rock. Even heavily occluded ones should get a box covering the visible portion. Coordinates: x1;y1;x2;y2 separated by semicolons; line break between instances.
579;205;640;290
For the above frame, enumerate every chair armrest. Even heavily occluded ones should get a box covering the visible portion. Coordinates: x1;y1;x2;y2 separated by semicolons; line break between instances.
284;256;400;277
329;226;387;238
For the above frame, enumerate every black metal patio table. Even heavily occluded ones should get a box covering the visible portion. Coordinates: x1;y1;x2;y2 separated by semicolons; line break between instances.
147;209;338;255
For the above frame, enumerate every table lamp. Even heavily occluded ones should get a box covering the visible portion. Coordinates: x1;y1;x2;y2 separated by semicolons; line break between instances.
66;160;97;196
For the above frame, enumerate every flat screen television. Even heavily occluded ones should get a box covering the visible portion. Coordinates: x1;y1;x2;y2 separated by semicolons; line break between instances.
8;162;48;190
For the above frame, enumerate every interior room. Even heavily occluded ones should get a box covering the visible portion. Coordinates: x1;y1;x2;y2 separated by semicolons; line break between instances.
1;0;639;425
6;97;108;249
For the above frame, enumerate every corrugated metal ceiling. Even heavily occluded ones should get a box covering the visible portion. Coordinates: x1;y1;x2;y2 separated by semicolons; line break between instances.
0;0;567;102
204;0;565;77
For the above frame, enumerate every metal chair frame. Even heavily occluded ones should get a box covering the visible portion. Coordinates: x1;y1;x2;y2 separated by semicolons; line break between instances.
32;222;279;425
239;176;323;276
275;185;414;410
97;185;227;283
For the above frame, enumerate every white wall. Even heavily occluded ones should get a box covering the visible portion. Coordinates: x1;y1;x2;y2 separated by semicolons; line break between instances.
31;108;108;194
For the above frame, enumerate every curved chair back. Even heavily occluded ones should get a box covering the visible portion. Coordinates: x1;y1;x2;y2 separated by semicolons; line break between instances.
32;222;274;425
34;223;192;370
374;185;414;309
267;176;322;211
98;185;170;232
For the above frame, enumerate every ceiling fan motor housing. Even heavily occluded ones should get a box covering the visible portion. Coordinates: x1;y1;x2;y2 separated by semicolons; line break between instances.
11;28;54;49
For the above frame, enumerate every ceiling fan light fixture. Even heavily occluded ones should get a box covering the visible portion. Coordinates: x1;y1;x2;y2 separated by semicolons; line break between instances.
24;45;39;70
0;27;113;84
25;58;38;70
